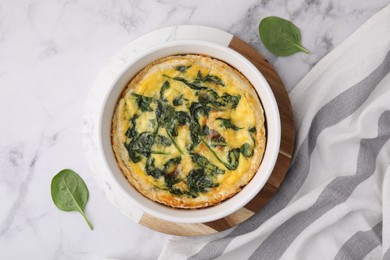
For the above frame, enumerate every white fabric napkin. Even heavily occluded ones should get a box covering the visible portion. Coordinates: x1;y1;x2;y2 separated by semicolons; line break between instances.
159;4;390;260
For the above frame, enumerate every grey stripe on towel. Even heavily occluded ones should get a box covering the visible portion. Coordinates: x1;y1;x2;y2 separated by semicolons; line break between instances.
334;222;382;260
188;50;390;260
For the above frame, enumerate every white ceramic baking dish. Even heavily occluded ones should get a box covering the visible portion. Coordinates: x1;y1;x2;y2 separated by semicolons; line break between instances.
97;40;280;224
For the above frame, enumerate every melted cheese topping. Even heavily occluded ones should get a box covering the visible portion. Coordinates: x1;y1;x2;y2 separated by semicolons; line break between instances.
112;55;266;209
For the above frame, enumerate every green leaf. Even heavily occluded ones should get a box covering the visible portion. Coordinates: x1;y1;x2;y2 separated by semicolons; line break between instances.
159;81;170;101
198;90;241;110
155;101;185;154
216;117;243;131
156;100;175;128
125;132;154;162
187;104;240;170
187;169;218;195
190;102;212;121
240;143;254;158
164;173;185;195
125;114;139;139
131;93;153;112
164;157;181;174
188;115;209;151
175;65;192;73
259;16;310;57
156;102;190;137
195;71;225;86
190;153;225;175
170;76;208;90
200;138;240;171
226;148;240;170
125;145;142;163
146;156;181;179
221;93;241;109
164;175;184;195
51;169;93;230
189;121;202;150
145;156;183;194
145;157;164;178
198;89;225;108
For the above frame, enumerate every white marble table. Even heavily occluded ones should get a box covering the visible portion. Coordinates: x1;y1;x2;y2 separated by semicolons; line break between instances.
1;0;389;259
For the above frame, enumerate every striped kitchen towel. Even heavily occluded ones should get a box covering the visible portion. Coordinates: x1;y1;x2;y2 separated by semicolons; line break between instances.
159;4;390;260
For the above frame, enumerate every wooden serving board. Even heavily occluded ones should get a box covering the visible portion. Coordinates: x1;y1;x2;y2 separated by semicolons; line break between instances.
138;36;295;236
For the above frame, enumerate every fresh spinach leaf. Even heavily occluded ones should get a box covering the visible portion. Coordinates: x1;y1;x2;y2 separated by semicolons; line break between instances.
175;65;192;73
216;118;243;131
51;169;93;230
131;93;153;112
259;16;310;56
195;71;225;86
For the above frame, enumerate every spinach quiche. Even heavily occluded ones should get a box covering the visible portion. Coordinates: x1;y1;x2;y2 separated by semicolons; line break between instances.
111;54;266;209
